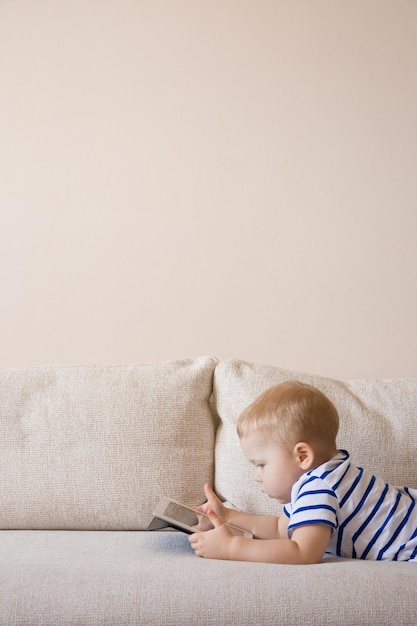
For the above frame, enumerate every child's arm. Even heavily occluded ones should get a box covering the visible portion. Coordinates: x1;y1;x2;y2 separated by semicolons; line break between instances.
189;508;332;564
225;507;281;539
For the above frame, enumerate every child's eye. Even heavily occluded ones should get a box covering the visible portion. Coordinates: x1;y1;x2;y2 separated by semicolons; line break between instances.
257;464;265;469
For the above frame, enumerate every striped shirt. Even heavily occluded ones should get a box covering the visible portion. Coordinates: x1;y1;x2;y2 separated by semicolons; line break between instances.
283;450;417;561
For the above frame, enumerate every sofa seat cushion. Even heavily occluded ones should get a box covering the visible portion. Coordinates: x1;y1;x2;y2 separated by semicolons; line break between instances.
0;357;217;530
1;530;416;625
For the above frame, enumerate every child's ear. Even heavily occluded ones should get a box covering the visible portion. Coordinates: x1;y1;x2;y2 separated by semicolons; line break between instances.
293;442;315;471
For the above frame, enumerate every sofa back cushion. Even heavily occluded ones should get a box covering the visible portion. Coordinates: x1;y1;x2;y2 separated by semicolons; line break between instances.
214;360;417;516
0;357;217;530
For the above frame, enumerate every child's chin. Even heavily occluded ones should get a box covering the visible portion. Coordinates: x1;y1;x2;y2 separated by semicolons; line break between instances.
262;490;280;501
271;494;286;503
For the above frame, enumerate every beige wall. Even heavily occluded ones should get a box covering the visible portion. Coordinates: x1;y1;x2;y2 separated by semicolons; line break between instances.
1;0;416;379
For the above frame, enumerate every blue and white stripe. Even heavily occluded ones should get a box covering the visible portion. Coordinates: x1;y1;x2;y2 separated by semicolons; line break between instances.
283;450;417;561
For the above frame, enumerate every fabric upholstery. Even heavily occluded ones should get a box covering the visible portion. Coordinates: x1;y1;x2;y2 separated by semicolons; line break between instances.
1;530;416;626
213;359;417;515
1;358;417;625
0;357;217;529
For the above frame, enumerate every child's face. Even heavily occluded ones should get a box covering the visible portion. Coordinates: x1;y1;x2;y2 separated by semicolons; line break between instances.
240;432;304;504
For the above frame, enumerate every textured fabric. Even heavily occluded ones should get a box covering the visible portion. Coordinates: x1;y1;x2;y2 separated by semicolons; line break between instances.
1;359;417;625
214;359;417;516
284;450;417;561
0;530;416;626
0;357;217;529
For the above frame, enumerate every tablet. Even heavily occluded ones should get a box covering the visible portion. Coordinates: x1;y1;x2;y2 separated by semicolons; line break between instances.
150;496;252;538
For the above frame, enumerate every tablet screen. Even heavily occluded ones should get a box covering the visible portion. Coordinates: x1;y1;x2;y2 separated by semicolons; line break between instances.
151;496;252;538
163;500;204;528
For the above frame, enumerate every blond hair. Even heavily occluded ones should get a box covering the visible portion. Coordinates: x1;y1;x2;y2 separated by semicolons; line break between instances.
237;381;339;456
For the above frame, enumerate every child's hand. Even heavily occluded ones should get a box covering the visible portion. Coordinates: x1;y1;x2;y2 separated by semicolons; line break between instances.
189;508;235;560
193;484;229;531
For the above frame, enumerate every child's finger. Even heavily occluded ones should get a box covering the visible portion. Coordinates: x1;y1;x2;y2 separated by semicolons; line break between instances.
204;484;218;502
207;508;223;528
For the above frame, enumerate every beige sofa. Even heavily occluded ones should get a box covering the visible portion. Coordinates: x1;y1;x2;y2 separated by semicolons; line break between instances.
1;357;416;625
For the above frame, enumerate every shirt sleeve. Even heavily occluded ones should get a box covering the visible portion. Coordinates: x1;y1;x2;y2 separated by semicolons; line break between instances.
287;476;339;537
